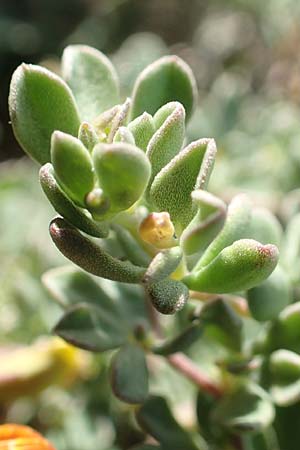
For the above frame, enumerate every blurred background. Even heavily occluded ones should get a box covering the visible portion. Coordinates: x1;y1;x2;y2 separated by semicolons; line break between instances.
1;0;300;448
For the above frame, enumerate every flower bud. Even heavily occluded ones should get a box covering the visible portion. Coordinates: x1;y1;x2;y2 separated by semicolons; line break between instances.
139;212;176;249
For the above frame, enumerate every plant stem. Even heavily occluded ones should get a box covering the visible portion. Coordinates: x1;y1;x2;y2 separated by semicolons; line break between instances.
167;352;222;398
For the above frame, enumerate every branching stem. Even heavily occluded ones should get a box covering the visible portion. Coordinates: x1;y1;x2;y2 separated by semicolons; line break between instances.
167;352;222;398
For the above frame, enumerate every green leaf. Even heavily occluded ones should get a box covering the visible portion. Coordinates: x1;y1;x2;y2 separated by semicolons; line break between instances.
131;55;197;121
93;142;151;214
54;303;125;352
212;382;275;433
113;126;135;145
43;265;150;332
194;194;252;271
266;302;300;353
183;239;279;294
269;350;300;406
153;323;203;356
247;266;291;322
9;63;80;164
112;224;150;267
110;343;149;404
128;112;155;151
78;121;99;152
51;131;94;206
39;163;108;238
49;217;146;283
180;190;226;256
136;396;205;450
248;207;283;246
107;97;131;143
143;247;183;284
281;213;300;283
150;139;217;231
146;102;185;191
200;298;243;351
145;278;189;314
42;265;113;308
62;44;119;121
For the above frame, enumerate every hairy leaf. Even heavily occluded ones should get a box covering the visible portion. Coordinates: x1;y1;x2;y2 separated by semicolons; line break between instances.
136;396;204;450
247;266;291;322
184;239;279;294
145;278;189;314
146;102;185;192
150;138;217;230
110;343;149;404
270;350;300;406
51;131;94;206
54;303;125;352
128;112;155;151
93;142;151;214
200;298;243;351
194;194;252;271
9;64;80;164
39;163;108;238
143;247;183;284
78;121;99;152
62;44;119;121
212;383;275;433
131;55;197;121
49;218;146;283
180;190;226;256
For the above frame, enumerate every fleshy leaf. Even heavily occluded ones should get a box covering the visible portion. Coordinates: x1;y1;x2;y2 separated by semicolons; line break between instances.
113;224;150;267
150;138;217;230
212;382;275;433
51;131;94;206
131;55;197;121
180;190;226;256
110;343;149;404
200;298;243;351
145;278;189;314
107;97;131;142
42;265;113;308
39;163;108;238
153;323;203;356
281;213;300;283
143;247;183;284
78;121;99;152
266;302;300;353
248;207;283;246
113;126;135;145
146;102;185;191
62;44;119;121
183;239;279;294
93;142;151;214
269;350;300;406
194;194;252;271
54;303;126;352
136;396;204;450
9;63;80;164
128;112;155;151
49;218;146;283
247;266;291;322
